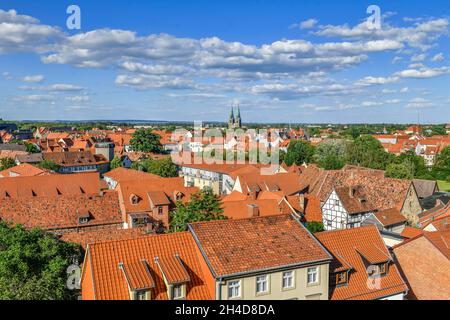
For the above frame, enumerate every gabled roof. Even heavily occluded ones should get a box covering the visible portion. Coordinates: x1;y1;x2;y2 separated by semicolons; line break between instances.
84;232;211;300
315;225;408;300
373;208;407;227
155;254;191;284
300;165;413;212
0;172;101;198
0;191;122;230
61;227;149;249
103;167;160;183
120;260;155;290
148;191;171;206
0;163;49;178
189;214;331;278
43;151;108;167
117;177;198;213
392;230;450;300
412;179;438;199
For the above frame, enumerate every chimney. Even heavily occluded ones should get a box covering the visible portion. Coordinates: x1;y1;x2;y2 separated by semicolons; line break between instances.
299;194;305;212
248;204;259;217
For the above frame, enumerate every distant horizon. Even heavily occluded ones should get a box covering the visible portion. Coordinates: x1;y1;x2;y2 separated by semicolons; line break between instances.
2;118;447;127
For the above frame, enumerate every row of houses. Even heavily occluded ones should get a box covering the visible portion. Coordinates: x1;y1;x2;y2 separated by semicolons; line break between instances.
373;127;450;167
0;157;448;299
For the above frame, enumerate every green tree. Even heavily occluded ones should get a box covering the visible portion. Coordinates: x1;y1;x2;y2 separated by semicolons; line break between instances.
431;146;450;181
0;222;82;300
305;221;325;234
110;156;123;170
170;188;226;232
394;150;428;178
385;163;414;180
0;157;16;171
313;140;348;170
130;128;163;153
24;142;40;154
141;158;178;177
346;135;393;170
37;160;60;172
284;140;315;166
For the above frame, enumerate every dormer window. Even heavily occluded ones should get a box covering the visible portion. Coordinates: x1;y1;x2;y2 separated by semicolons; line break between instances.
130;194;140;205
135;290;149;300
158;206;164;215
78;217;89;224
335;272;348;286
173;284;183;300
368;263;389;277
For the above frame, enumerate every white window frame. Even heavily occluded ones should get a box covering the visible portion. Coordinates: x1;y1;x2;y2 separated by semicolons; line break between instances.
227;280;241;299
173;284;183;299
307;267;319;285
135;290;147;300
282;271;295;289
255;275;269;294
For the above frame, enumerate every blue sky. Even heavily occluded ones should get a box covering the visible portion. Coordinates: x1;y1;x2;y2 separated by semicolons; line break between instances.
0;0;449;123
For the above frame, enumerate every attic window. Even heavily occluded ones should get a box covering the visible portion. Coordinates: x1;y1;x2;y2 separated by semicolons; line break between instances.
368;263;388;277
335;272;348;286
56;188;62;195
32;190;37;197
80;187;85;194
130;194;140;205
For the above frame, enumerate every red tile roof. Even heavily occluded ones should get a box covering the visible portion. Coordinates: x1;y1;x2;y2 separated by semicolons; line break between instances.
0;191;122;230
155;254;191;284
83;232;212;300
0;172;101;198
0;163;49;177
315;225;408;300
43;151;108;167
189;214;331;278
374;208;407;227
61;227;150;249
400;226;424;239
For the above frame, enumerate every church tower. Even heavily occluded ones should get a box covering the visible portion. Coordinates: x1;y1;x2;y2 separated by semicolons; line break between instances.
228;107;235;129
235;106;242;128
228;107;242;129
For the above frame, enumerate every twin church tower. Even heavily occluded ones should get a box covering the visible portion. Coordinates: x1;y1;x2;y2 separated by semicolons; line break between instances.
228;107;242;129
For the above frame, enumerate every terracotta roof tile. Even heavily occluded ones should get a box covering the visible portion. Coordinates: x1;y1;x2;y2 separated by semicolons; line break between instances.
155;254;191;284
0;172;101;198
84;232;211;300
0;191;122;230
374;208;407;227
0;163;49;177
315;225;408;300
120;260;155;290
189;214;331;277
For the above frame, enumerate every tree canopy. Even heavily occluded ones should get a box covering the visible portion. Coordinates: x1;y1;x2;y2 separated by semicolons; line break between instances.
284;140;315;166
37;160;60;172
138;158;178;177
346;135;393;170
130;128;163;153
110;156;123;170
0;157;16;171
0;222;82;300
431;146;450;182
170;188;226;232
313;140;348;170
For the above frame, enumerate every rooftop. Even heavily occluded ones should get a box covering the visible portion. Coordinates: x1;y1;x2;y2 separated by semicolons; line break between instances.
189;214;331;278
315;225;408;300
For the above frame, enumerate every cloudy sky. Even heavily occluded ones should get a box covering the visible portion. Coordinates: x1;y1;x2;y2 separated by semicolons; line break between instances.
0;0;449;123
